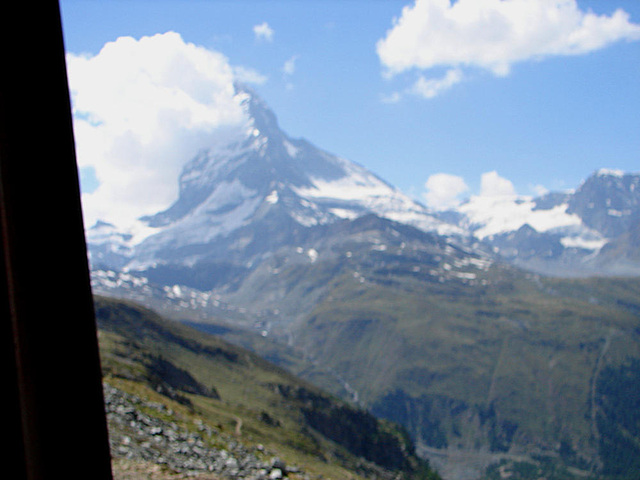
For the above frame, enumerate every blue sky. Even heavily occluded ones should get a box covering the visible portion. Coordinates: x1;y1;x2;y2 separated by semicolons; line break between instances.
59;0;640;227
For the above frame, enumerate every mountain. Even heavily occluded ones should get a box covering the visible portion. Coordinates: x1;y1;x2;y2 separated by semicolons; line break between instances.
286;254;640;479
96;296;439;480
86;84;639;280
448;169;640;276
86;84;640;480
90;213;640;480
88;84;460;283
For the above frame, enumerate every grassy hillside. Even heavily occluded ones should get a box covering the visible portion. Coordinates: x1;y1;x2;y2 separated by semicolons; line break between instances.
92;215;640;480
94;296;440;480
283;255;640;479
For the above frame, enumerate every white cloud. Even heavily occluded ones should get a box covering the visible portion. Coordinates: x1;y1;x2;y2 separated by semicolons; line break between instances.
233;65;268;85
282;55;300;90
377;0;640;95
480;170;517;197
380;91;403;104
410;68;463;99
423;173;469;210
66;32;251;230
283;55;299;75
531;183;550;197
253;22;274;42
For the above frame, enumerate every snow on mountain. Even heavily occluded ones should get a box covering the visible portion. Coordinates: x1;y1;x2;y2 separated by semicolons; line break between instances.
568;169;640;238
595;168;625;178
458;192;607;251
87;220;133;247
88;84;455;272
86;221;135;270
85;82;639;279
445;169;640;276
292;155;460;236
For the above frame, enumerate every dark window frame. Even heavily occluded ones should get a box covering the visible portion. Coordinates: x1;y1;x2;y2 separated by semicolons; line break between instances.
1;2;113;479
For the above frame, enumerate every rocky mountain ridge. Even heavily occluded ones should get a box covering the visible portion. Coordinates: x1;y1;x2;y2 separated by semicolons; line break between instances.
87;85;640;280
449;168;640;276
88;85;457;276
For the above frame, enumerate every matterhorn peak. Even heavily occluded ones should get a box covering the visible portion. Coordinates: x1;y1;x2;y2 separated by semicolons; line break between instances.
88;86;454;272
234;83;281;139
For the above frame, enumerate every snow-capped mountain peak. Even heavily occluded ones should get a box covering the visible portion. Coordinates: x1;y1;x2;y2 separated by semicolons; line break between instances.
85;84;640;278
89;84;455;272
444;169;640;275
458;193;591;241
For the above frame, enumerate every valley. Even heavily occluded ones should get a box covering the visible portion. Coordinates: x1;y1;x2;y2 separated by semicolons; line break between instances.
95;296;438;480
86;85;640;480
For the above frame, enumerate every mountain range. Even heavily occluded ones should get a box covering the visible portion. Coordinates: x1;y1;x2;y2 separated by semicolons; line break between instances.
449;168;640;276
86;84;640;480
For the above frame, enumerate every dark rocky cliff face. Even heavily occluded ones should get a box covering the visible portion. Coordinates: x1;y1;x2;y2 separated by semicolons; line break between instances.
568;171;640;238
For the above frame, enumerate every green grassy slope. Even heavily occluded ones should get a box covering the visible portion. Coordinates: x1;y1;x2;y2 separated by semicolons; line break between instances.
165;215;640;479
286;257;640;478
98;215;640;479
94;296;440;480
